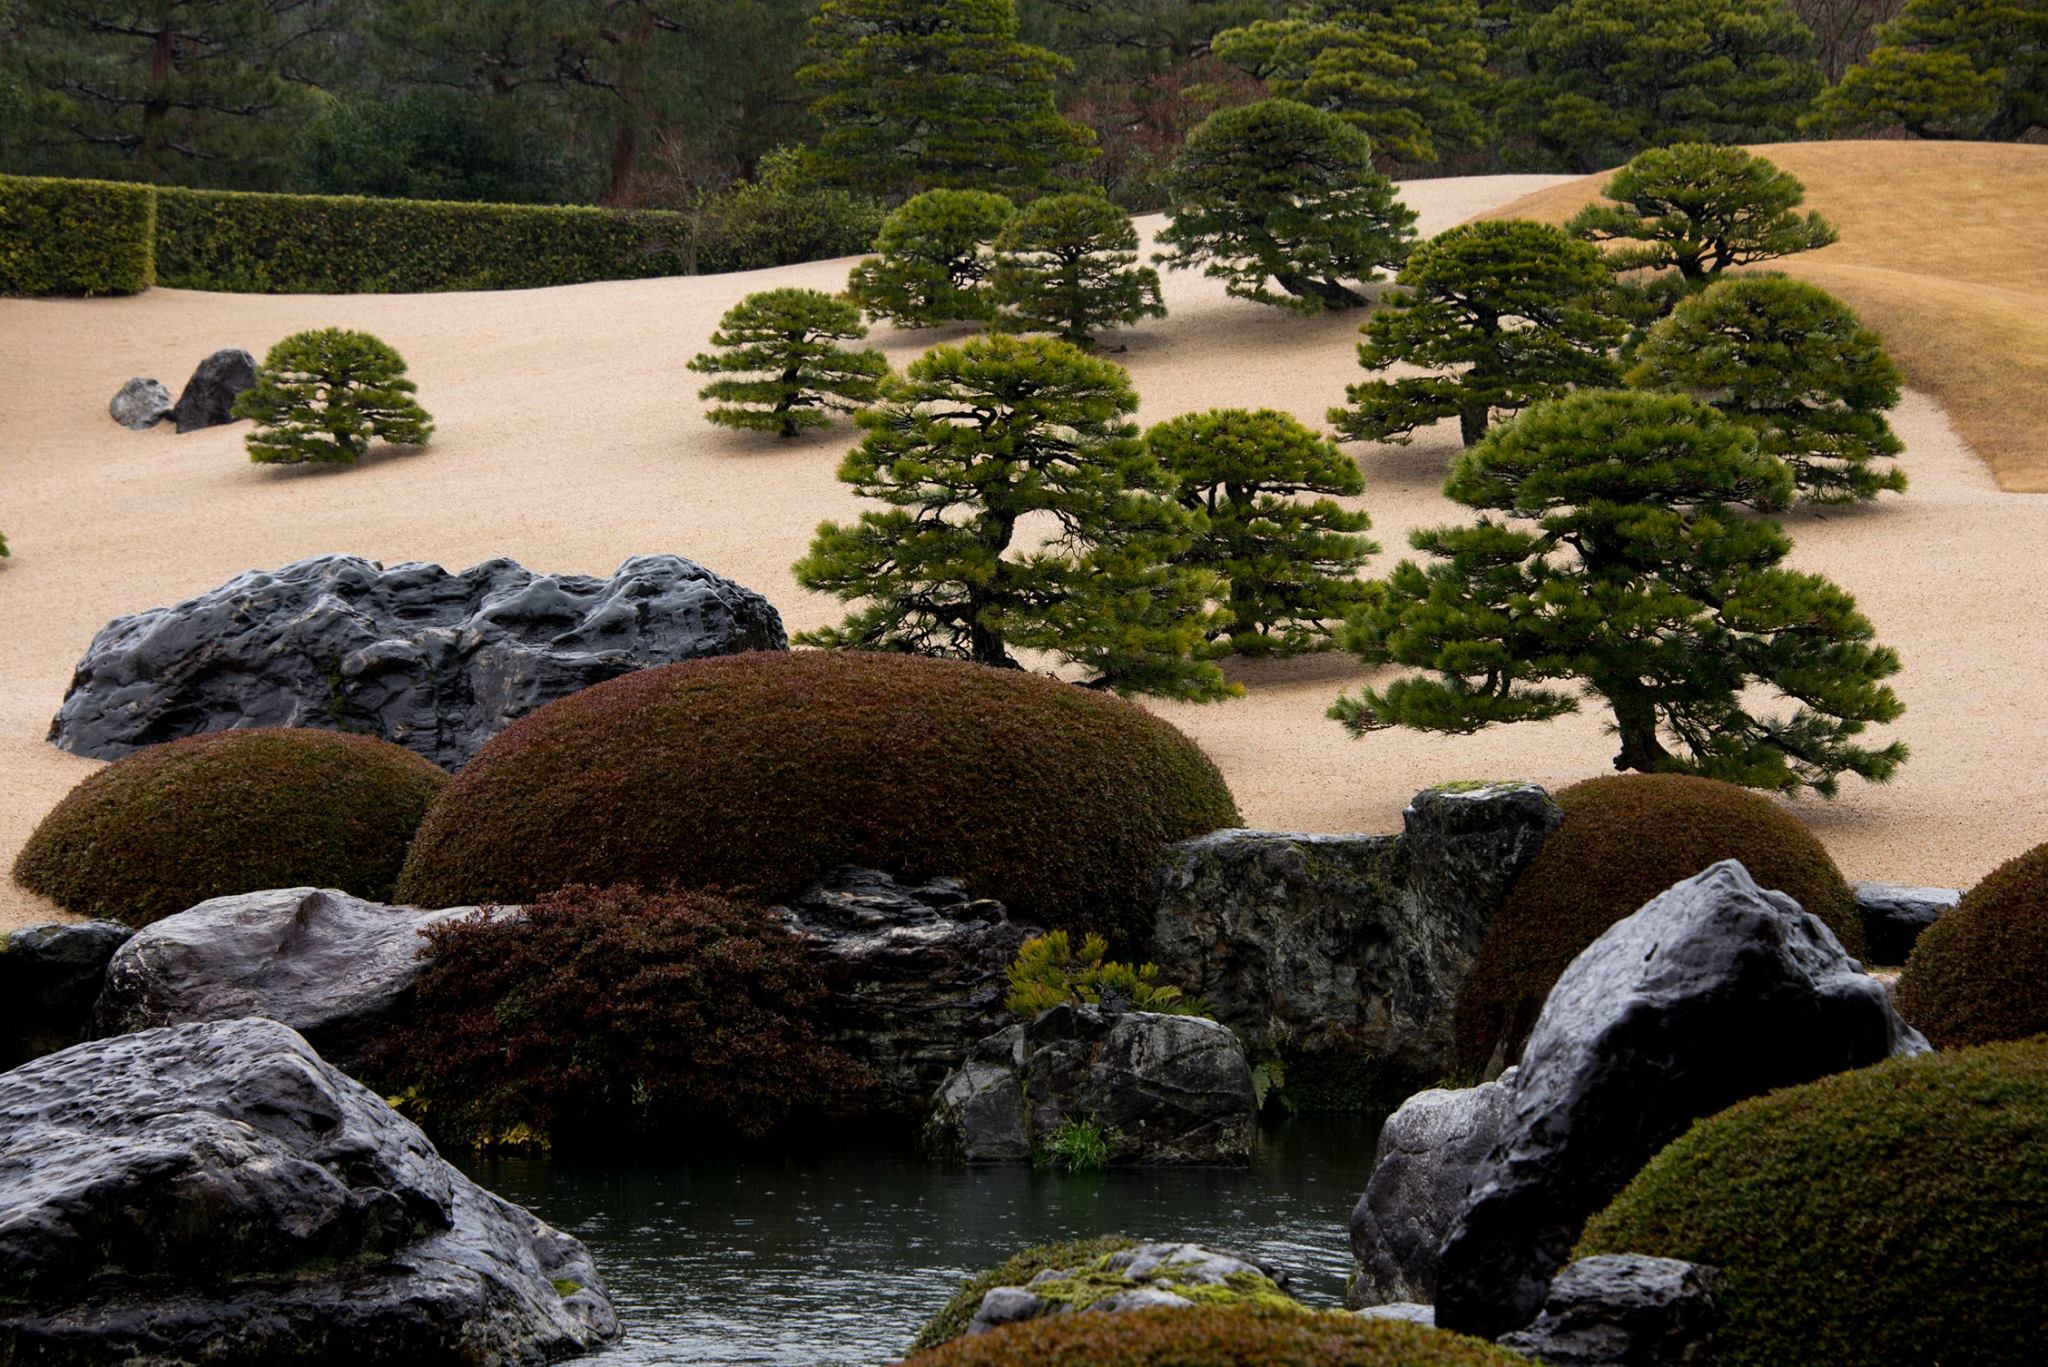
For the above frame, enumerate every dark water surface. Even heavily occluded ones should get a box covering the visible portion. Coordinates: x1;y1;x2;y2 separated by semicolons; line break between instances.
460;1115;1376;1366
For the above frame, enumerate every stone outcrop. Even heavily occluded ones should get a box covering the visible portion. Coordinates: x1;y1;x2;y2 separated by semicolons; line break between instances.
1149;783;1561;1094
773;868;1037;1110
1435;860;1929;1340
965;1242;1293;1337
50;552;788;768
95;887;477;1068
172;347;257;432
1347;1067;1518;1309
0;920;133;1069
1854;881;1959;965
0;1018;619;1364
109;377;173;430
1497;1255;1722;1366
926;1003;1257;1165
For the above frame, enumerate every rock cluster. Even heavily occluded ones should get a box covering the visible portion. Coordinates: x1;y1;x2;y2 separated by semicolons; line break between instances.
966;1242;1293;1337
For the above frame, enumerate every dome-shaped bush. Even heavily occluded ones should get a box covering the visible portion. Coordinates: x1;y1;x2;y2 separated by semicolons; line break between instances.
1454;773;1859;1075
13;727;447;926
395;651;1240;941
1895;840;2048;1047
902;1307;1525;1366
1579;1039;2048;1366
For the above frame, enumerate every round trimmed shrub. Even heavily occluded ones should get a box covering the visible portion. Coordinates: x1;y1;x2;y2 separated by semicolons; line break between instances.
1454;772;1860;1075
1579;1039;2048;1366
902;1307;1527;1366
394;651;1241;941
12;727;447;926
1896;840;2048;1047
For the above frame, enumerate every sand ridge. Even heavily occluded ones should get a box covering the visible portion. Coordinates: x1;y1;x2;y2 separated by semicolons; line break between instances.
3;170;2045;932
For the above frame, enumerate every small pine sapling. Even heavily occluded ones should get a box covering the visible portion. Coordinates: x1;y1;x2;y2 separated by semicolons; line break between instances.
990;193;1165;348
688;288;890;438
846;189;1016;328
1004;930;1208;1018
234;328;433;466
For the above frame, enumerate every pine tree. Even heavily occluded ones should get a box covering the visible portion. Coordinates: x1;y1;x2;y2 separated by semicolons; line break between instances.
1210;0;1492;167
990;193;1166;348
847;189;1016;328
688;289;890;438
1629;276;1907;505
1807;0;2046;139
1147;408;1378;657
793;334;1234;701
798;0;1097;202
1333;219;1626;448
234;329;434;466
1333;390;1907;796
1155;98;1416;311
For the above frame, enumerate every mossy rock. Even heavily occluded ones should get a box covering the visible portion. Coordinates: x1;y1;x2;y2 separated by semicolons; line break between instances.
1453;773;1859;1075
1895;840;2048;1047
12;728;447;927
912;1236;1140;1352
902;1306;1527;1365
395;652;1241;940
1579;1039;2048;1366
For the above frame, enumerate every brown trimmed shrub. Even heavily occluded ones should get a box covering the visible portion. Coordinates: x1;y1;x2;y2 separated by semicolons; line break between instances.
12;728;446;926
1896;840;2048;1048
1453;773;1860;1075
902;1307;1527;1366
361;884;875;1148
394;651;1240;942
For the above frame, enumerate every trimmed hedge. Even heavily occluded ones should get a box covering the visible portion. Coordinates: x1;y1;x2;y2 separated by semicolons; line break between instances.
901;1307;1527;1366
12;728;447;926
1454;773;1860;1075
1896;840;2048;1047
1579;1039;2048;1367
913;1236;1139;1351
395;651;1242;942
0;174;156;296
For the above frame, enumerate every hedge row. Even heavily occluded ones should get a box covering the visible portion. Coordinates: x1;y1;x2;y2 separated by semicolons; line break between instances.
1;173;880;296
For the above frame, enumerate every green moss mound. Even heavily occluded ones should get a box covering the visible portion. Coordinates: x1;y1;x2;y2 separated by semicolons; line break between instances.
13;728;447;926
902;1306;1526;1366
913;1236;1140;1351
395;651;1241;939
1896;841;2048;1047
1580;1039;2048;1367
1453;772;1859;1074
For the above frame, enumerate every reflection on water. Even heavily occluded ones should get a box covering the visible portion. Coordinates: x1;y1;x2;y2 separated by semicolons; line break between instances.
460;1115;1376;1366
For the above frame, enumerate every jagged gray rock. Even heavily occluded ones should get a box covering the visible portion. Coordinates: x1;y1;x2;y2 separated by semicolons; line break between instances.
109;377;173;430
0;920;133;1069
1435;860;1930;1340
1347;1067;1518;1308
926;1003;1257;1165
1855;881;1959;965
1149;783;1560;1095
772;868;1037;1111
49;552;788;768
1497;1255;1721;1366
172;347;257;432
94;887;478;1069
0;1018;619;1364
963;1242;1292;1337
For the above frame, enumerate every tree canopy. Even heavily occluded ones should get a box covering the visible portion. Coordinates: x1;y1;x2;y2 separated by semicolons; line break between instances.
990;192;1166;347
689;288;890;438
1808;0;2046;139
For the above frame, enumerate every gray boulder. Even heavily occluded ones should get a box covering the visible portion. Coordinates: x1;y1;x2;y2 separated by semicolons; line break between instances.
49;552;787;768
95;887;478;1068
1359;1303;1436;1327
927;1003;1256;1165
964;1242;1292;1337
172;347;257;432
1497;1255;1721;1366
1149;782;1560;1098
773;868;1037;1111
1435;860;1929;1340
0;1018;619;1364
108;377;173;430
0;920;134;1069
1347;1067;1518;1308
1855;881;1960;965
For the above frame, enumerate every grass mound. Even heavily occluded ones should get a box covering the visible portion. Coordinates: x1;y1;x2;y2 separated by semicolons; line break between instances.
1896;840;2048;1047
12;727;446;926
902;1307;1526;1366
1579;1039;2048;1366
1453;773;1859;1075
395;651;1241;941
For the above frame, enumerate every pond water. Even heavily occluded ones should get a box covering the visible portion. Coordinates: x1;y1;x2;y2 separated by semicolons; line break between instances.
461;1115;1378;1366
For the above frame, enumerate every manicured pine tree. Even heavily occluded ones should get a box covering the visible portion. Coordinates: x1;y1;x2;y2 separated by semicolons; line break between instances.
688;289;890;438
1333;390;1908;796
1332;219;1626;448
793;335;1235;701
1629;276;1907;504
990;193;1166;348
1807;0;2048;140
1155;98;1417;311
847;190;1017;328
1147;408;1379;658
235;330;434;466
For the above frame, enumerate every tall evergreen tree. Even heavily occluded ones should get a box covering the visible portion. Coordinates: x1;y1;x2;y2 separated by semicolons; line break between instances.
1807;0;2045;139
689;288;889;438
846;188;1016;328
989;192;1166;348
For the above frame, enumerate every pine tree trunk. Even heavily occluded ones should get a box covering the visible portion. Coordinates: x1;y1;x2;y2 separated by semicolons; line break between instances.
1458;403;1489;446
141;7;175;180
1608;689;1675;774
